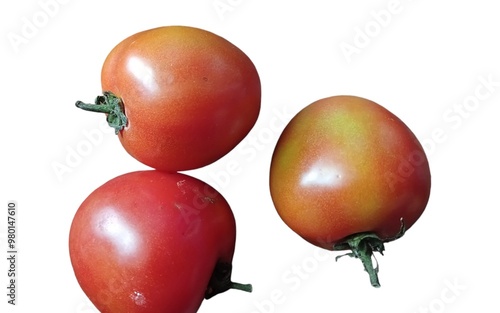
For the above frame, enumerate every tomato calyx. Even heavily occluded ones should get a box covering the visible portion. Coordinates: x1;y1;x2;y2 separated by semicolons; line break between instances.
333;218;406;288
75;91;127;134
204;262;252;299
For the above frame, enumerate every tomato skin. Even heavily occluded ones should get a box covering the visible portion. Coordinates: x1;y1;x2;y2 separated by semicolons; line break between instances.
269;96;431;250
69;171;237;313
101;26;261;171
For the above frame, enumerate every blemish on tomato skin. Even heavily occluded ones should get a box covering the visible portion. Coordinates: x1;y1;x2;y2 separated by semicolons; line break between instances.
177;180;187;194
203;196;215;204
130;291;146;306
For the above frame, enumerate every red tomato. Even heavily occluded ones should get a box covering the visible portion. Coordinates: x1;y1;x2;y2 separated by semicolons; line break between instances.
269;95;431;287
76;26;261;171
69;171;251;313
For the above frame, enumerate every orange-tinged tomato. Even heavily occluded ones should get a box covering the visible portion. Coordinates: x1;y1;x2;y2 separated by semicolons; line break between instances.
77;26;261;171
269;95;431;287
69;171;251;312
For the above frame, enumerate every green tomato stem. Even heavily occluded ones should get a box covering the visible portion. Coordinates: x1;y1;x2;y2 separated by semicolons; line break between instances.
357;239;381;287
75;91;127;134
229;282;253;293
333;218;406;288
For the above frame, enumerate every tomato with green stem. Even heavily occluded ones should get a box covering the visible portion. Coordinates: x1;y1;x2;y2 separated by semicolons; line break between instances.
269;95;431;287
76;26;261;171
69;170;251;312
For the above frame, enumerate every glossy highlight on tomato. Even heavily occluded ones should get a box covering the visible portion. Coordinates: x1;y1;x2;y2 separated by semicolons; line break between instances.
269;95;431;287
69;170;251;313
76;26;261;171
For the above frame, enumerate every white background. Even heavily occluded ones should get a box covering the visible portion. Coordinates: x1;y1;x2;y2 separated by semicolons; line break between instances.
1;0;499;312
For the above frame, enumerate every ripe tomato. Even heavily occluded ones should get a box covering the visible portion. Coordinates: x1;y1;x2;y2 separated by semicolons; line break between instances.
69;171;251;313
269;95;431;287
76;26;261;171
